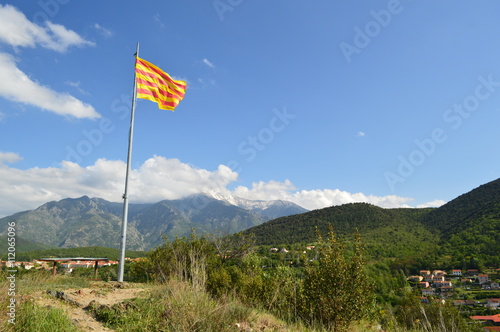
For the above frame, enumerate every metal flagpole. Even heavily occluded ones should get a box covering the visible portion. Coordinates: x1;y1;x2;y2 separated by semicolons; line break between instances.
117;42;139;282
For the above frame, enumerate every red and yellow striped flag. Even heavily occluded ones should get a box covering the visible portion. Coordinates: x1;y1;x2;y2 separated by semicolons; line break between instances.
135;57;186;111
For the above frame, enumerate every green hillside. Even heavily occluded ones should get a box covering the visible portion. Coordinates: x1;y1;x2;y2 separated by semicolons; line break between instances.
243;178;500;265
243;203;438;259
439;200;500;267
420;178;500;234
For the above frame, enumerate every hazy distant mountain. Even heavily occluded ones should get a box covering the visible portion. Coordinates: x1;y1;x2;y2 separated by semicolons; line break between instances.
0;193;308;251
0;196;145;250
206;192;308;219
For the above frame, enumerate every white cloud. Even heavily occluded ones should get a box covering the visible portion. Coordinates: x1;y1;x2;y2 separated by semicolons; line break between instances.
0;151;22;164
417;199;446;208
65;81;88;95
0;52;100;119
0;154;426;217
357;131;366;137
93;23;113;38
0;156;238;217
233;180;296;201
0;4;94;52
202;58;215;69
0;5;99;119
129;156;237;202
234;181;414;210
153;14;165;28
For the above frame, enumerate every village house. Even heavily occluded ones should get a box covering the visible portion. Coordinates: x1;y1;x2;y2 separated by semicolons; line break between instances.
469;313;500;328
439;286;454;295
454;299;477;307
408;275;423;282
432;275;445;283
60;263;73;273
466;269;479;276
421;288;435;296
33;260;50;268
434;280;452;288
419;281;430;288
433;270;446;276
22;262;35;270
424;275;434;283
487;299;500;309
479;274;490;284
465;300;477;306
451;269;462;276
419;270;431;276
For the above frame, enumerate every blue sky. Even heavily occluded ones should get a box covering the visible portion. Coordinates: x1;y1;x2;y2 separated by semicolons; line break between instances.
1;0;500;216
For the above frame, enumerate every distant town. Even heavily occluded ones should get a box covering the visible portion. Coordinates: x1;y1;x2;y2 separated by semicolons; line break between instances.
408;268;500;328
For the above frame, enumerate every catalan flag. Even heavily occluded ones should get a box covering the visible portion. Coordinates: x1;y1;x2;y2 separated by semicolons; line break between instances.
135;57;186;111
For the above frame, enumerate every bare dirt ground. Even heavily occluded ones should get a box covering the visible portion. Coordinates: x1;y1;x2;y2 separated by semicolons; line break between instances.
32;282;149;331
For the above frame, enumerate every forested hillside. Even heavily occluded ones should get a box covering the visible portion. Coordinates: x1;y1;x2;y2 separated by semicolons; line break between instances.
243;203;438;259
420;178;500;234
243;178;500;265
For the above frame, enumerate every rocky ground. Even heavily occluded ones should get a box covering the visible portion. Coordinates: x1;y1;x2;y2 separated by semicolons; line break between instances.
33;281;149;331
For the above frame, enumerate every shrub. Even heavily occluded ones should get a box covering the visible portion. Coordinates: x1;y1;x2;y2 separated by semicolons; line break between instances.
300;228;374;331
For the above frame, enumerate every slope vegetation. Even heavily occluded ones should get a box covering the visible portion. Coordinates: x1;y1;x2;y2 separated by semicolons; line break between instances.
244;203;438;259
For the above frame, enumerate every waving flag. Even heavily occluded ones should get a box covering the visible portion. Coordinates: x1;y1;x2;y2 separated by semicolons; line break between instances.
119;49;187;282
135;57;186;111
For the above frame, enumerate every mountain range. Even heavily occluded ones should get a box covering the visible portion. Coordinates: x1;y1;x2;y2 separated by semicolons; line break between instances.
0;193;308;251
2;178;500;265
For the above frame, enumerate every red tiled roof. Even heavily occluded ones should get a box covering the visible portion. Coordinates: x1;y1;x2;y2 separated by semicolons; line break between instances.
470;314;500;323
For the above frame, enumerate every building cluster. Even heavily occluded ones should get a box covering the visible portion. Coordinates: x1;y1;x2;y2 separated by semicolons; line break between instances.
408;269;499;298
1;259;120;273
407;269;500;330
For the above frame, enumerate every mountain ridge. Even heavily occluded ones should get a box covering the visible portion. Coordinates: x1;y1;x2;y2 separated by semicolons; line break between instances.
0;193;308;251
3;177;500;263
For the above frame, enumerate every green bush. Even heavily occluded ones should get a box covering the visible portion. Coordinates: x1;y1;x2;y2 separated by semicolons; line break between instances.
299;228;374;331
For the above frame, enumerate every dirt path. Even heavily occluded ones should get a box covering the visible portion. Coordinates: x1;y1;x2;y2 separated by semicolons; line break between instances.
33;282;149;331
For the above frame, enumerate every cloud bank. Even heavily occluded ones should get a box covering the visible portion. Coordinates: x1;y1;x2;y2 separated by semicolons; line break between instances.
0;4;94;52
0;153;441;217
0;4;99;119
